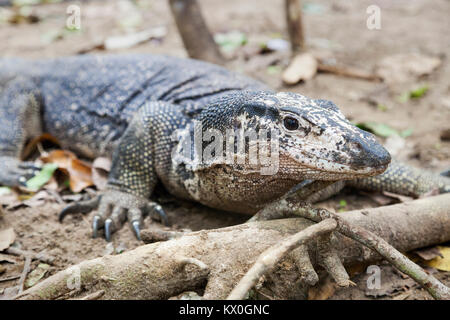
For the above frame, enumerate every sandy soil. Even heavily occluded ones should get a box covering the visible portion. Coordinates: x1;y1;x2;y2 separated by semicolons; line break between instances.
0;0;449;299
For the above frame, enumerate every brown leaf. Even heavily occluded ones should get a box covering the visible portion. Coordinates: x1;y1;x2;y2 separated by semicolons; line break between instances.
414;246;443;261
92;157;111;191
40;150;94;193
376;53;441;83
0;253;19;264
21;133;60;160
282;53;318;85
308;276;336;300
0;228;15;251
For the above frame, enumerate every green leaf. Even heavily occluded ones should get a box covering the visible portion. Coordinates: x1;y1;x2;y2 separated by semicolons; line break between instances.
400;128;413;138
25;163;58;191
398;85;429;102
377;104;388;112
397;92;410;103
25;263;50;288
214;31;247;52
409;85;428;99
0;187;11;196
339;200;347;207
266;65;282;75
356;122;399;138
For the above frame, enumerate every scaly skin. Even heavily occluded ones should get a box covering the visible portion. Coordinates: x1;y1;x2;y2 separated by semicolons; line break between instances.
0;54;448;241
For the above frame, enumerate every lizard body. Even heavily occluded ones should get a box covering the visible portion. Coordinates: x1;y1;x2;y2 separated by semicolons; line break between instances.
0;54;448;240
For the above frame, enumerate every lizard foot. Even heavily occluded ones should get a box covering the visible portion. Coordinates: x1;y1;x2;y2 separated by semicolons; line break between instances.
0;156;42;187
59;190;169;241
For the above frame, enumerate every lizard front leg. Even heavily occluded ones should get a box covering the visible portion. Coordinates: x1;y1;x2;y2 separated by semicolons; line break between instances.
59;102;173;241
0;79;43;187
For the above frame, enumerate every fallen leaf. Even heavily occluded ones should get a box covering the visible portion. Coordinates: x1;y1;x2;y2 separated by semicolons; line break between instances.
356;122;399;138
282;53;318;85
22;190;52;208
0;253;19;264
25;263;50;288
0;187;11;196
409;86;428;99
214;31;247;52
41;150;94;193
425;246;450;271
414;246;443;261
92;157;111;191
264;38;290;52
376;53;441;83
104;26;166;50
25;163;58;192
308;276;336;300
0;228;15;251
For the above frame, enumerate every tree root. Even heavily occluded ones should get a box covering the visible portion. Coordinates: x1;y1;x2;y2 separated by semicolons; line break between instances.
15;194;450;300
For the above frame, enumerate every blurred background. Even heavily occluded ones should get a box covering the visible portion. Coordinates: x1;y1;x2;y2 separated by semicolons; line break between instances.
1;0;448;172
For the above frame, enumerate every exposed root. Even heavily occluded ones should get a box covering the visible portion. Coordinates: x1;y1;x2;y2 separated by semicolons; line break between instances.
14;194;450;300
227;219;337;300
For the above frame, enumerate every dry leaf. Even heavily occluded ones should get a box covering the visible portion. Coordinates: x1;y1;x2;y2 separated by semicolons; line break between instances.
92;157;111;190
414;246;443;261
425;246;450;271
282;53;318;85
0;253;19;264
41;150;94;193
25;263;50;288
104;26;167;50
376;53;441;83
0;228;15;251
308;276;336;300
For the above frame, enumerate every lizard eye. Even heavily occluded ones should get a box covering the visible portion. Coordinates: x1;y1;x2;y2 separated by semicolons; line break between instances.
283;117;299;131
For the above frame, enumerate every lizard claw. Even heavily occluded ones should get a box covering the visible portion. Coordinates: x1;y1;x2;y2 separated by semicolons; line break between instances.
60;190;166;241
132;221;141;241
104;219;113;242
92;216;101;238
59;196;101;222
149;204;169;226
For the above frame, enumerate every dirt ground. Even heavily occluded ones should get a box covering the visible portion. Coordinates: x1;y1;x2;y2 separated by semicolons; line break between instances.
0;0;449;300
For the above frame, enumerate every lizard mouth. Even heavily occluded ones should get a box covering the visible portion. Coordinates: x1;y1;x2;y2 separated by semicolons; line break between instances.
281;152;389;180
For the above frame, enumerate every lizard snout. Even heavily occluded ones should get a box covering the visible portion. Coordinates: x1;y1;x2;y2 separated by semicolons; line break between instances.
344;135;391;174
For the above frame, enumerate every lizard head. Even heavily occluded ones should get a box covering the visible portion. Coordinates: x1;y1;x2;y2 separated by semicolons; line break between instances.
200;91;391;180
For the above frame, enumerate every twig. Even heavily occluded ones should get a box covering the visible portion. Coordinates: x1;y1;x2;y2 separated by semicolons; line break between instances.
17;255;31;294
317;63;382;82
6;247;55;265
78;290;105;300
169;0;225;65
15;194;450;300
0;274;21;283
334;215;450;300
285;203;450;300
227;219;337;300
285;0;305;54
